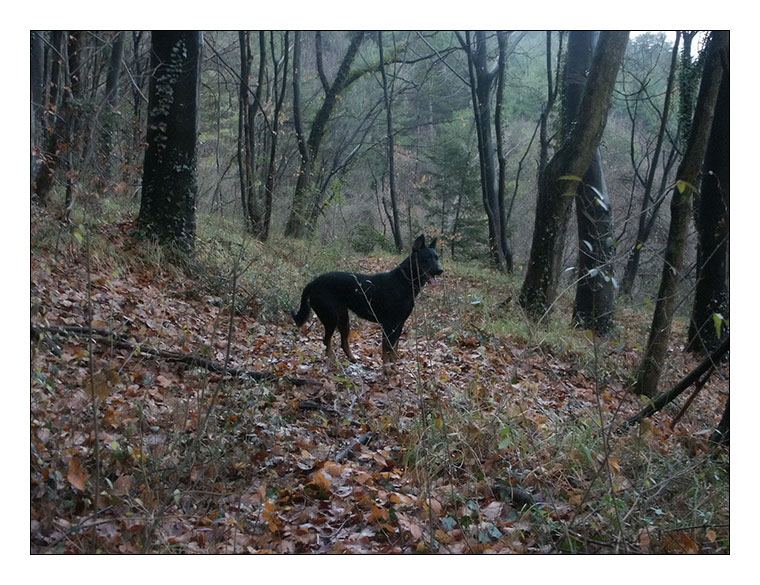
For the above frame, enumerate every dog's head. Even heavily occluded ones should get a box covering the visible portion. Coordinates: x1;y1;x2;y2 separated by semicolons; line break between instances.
411;234;444;281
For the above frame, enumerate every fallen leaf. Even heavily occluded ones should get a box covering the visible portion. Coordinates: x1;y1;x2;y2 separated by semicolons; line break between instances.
67;457;89;491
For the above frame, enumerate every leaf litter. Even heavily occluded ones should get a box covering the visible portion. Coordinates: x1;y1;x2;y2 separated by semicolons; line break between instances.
31;219;729;553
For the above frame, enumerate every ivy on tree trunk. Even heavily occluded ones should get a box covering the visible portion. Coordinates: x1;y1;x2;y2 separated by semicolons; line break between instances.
137;31;201;253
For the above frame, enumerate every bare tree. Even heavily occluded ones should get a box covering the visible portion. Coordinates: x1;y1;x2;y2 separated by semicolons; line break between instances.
461;31;513;271
635;31;728;397
98;31;125;185
33;31;80;208
284;32;366;238
31;32;45;175
260;31;290;242
620;33;682;296
519;32;629;320
378;31;404;252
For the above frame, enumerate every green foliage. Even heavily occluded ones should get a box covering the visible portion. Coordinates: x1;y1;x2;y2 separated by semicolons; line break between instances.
349;223;394;254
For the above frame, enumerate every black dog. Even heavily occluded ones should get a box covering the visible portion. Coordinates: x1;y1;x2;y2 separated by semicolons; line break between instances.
291;234;443;363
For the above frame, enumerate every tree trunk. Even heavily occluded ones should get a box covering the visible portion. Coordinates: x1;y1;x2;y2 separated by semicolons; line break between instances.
687;59;729;353
34;31;82;208
137;31;201;252
519;32;629;320
495;32;514;273
573;147;615;333
620;32;681;296
99;32;125;185
625;335;729;428
261;31;289;242
377;31;403;253
570;33;616;334
634;31;728;397
463;32;509;270
31;31;45;176
284;32;365;238
124;32;147;186
237;31;266;236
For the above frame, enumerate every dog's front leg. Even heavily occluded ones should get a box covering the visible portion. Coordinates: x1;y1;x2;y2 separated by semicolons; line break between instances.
381;321;404;363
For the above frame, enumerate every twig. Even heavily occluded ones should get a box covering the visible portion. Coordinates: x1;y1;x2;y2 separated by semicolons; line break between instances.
335;432;373;463
84;223;101;551
299;400;338;415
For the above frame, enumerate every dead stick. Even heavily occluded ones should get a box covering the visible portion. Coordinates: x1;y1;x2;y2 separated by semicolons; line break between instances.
335;432;373;463
670;367;714;429
622;336;729;430
33;324;312;386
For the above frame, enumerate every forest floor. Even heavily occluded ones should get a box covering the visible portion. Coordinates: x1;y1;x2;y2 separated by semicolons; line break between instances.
30;205;729;554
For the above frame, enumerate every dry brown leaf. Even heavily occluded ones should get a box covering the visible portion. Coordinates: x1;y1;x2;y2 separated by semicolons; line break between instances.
112;474;133;496
662;532;699;554
67;457;89;491
310;469;333;493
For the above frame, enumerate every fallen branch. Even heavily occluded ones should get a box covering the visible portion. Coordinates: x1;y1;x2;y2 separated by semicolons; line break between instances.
670;367;714;429
621;336;729;431
299;400;338;415
335;432;373;463
32;324;313;386
493;483;537;509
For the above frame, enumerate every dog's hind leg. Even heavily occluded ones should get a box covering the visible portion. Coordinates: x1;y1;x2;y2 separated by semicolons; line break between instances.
337;308;357;363
323;321;336;363
312;299;337;363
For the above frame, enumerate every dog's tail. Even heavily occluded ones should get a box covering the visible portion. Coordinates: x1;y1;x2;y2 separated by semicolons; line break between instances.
291;283;313;327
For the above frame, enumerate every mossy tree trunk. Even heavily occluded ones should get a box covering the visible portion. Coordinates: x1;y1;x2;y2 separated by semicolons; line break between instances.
687;55;729;354
519;31;629;320
137;31;201;253
569;32;616;334
635;31;728;397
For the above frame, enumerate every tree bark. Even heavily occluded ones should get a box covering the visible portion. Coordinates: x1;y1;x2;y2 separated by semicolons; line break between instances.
284;32;366;238
377;31;404;253
261;31;289;242
570;32;616;334
634;31;728;397
687;57;729;353
99;32;125;185
519;32;629;320
464;31;508;271
137;31;201;252
31;32;45;175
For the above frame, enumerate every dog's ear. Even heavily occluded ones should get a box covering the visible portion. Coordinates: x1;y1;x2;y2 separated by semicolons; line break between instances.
429;237;438;249
412;234;426;251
